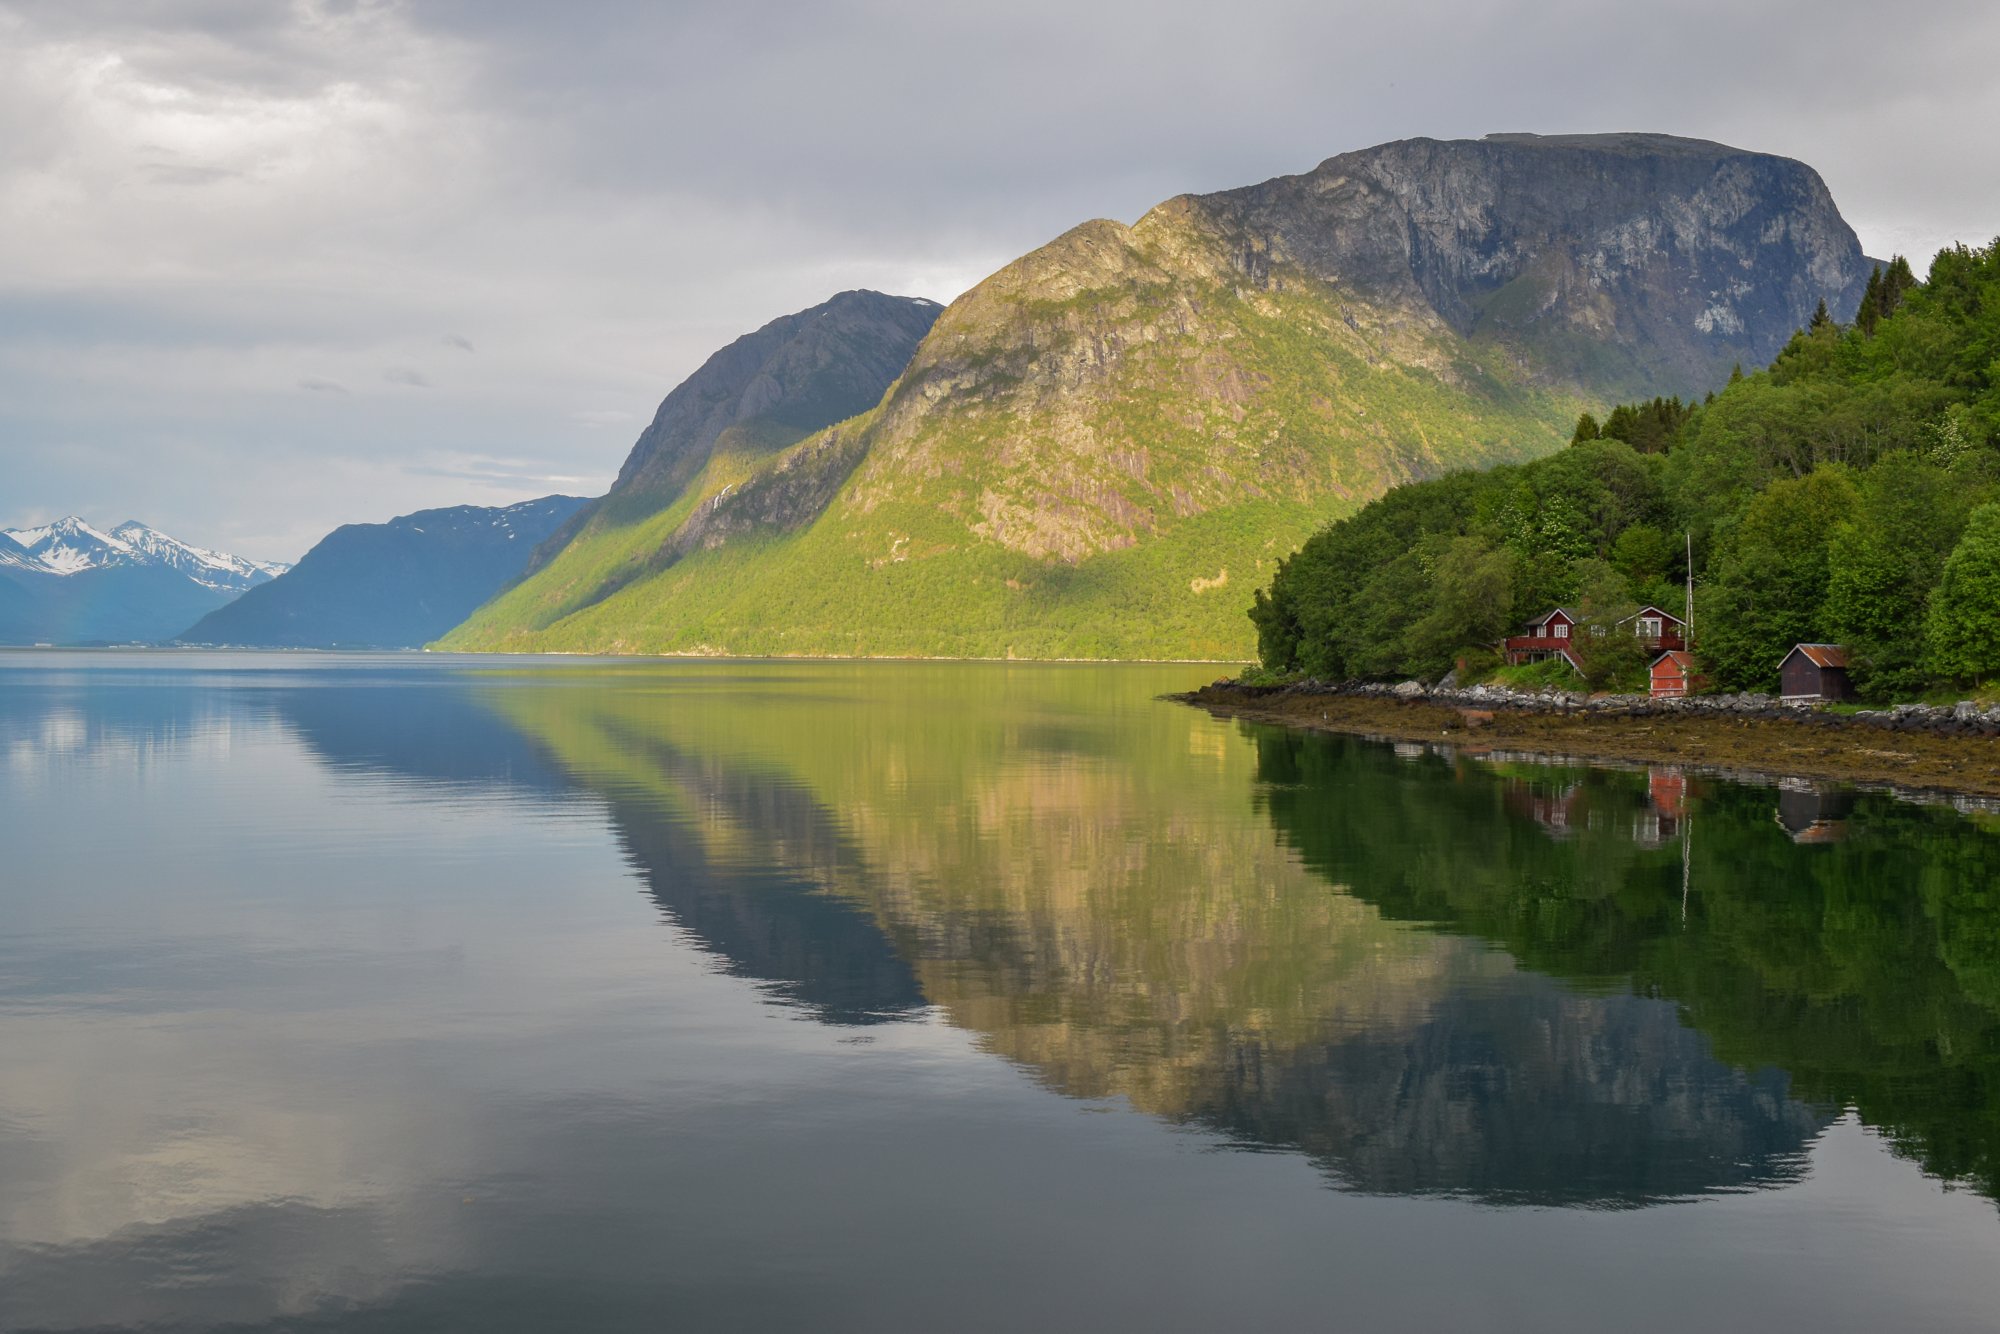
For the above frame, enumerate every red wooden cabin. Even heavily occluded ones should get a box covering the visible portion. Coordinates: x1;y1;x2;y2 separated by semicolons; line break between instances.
1502;608;1583;670
1617;606;1688;653
1649;650;1706;698
1503;605;1686;671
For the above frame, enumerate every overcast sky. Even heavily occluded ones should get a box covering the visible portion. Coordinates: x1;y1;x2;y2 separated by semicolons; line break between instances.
4;0;1997;561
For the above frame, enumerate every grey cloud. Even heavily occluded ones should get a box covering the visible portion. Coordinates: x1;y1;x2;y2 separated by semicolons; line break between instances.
442;334;475;352
138;160;244;187
403;459;593;487
384;368;432;388
298;377;346;393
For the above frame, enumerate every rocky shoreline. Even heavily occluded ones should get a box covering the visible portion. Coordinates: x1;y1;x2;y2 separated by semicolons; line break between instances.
1175;679;2000;800
1270;677;2000;736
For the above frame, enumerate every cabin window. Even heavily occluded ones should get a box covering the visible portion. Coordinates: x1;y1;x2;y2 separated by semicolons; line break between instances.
1639;617;1661;638
1552;622;1568;639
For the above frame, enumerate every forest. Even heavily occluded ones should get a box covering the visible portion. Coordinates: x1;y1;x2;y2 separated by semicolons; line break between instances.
1249;245;2000;698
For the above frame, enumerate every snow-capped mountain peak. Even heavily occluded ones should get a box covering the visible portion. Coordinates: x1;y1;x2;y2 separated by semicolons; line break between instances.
107;521;291;591
1;517;289;591
3;516;135;575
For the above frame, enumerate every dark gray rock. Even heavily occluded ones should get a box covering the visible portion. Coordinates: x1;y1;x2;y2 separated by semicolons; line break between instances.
1198;132;1876;398
518;289;943;584
612;289;944;501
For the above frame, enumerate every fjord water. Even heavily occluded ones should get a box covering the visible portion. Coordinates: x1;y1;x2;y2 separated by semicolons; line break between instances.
4;655;1999;1332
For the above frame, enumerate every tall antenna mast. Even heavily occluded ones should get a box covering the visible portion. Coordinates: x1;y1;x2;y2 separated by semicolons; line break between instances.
1685;530;1694;648
1682;804;1693;926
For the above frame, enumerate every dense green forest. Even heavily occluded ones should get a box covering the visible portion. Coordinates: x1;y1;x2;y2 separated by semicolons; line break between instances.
1250;244;2000;698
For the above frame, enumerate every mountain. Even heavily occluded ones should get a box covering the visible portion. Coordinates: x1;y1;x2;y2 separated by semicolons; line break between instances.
441;133;1877;660
455;289;944;641
0;517;289;645
0;530;38;574
178;496;589;648
105;521;288;591
3;516;287;588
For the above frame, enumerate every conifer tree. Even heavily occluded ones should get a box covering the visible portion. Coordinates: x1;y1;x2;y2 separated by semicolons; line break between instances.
1857;266;1885;335
1571;411;1602;444
1882;255;1917;312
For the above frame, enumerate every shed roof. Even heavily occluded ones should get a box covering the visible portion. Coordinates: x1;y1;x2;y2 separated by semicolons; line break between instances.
1651;650;1699;671
1780;643;1849;670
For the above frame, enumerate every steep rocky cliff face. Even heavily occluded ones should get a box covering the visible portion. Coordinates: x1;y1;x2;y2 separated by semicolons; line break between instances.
606;289;944;507
444;133;1875;660
1210;132;1873;396
478;291;942;633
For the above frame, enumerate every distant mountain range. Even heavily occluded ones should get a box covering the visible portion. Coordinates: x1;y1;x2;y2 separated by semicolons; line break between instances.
178;496;588;649
0;517;288;645
441;132;1877;660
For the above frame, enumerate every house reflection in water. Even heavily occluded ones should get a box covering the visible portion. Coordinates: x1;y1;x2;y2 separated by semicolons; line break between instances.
1775;779;1854;845
1500;766;1694;847
1632;767;1690;847
1504;778;1586;839
1499;765;1858;853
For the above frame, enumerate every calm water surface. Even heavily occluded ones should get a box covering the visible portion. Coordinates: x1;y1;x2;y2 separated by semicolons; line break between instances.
3;651;1999;1331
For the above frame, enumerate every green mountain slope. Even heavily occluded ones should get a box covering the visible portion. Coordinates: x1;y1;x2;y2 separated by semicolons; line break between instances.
442;133;1875;660
456;289;943;643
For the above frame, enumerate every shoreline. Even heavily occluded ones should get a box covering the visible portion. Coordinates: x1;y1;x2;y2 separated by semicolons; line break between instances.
1176;682;2000;802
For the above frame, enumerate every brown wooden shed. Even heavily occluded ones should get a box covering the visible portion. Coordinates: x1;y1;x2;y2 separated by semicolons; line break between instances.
1778;644;1853;702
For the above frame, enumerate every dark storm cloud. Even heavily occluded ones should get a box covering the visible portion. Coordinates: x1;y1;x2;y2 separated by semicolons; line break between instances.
1;0;1995;560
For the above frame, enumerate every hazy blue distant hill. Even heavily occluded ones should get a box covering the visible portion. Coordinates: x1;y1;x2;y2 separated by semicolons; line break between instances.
0;532;41;639
179;496;588;648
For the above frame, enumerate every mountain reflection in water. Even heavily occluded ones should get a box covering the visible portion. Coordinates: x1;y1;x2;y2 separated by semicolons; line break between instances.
459;677;1836;1208
358;665;1993;1209
7;656;2000;1333
12;661;2000;1212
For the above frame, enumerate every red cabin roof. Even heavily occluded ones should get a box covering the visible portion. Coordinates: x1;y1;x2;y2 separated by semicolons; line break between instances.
1780;643;1849;670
